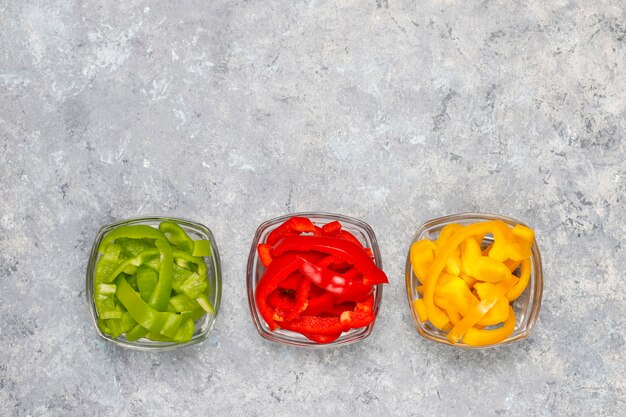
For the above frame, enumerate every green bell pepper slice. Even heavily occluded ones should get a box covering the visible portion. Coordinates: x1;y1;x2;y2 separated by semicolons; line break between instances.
95;243;123;283
172;250;207;276
102;249;159;283
136;266;158;302
167;294;201;313
115;277;183;337
116;237;156;257
98;225;168;253
159;221;194;254
125;324;149;341
192;240;212;257
148;239;174;311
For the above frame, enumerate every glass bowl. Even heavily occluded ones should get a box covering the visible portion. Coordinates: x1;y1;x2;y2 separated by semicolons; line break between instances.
405;212;543;349
86;216;222;351
247;212;385;348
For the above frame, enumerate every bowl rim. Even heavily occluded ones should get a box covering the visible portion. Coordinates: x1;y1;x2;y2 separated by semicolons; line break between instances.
246;211;385;348
404;212;543;349
86;215;222;351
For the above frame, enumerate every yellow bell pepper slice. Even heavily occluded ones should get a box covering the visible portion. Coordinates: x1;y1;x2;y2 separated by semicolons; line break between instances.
474;276;518;300
410;240;436;282
506;258;531;301
435;274;477;315
464;255;512;283
477;296;509;326
435;224;463;252
489;220;531;261
447;296;498;343
512;224;534;245
504;259;522;273
461;237;482;269
463;306;517;346
413;299;428;322
444;247;462;276
459;272;477;288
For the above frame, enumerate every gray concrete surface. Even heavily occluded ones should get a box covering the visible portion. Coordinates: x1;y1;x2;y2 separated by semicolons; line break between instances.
1;1;625;416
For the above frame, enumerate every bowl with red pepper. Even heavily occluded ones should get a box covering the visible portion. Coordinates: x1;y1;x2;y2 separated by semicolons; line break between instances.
86;216;221;350
247;213;388;347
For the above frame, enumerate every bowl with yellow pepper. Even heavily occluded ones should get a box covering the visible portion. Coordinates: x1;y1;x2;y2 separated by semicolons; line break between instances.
405;213;543;348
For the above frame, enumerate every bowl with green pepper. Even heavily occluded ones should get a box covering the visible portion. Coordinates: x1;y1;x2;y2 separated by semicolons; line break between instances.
86;216;221;350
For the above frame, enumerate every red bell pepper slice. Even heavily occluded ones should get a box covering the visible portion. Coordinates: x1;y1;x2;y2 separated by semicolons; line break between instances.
271;236;388;285
339;295;375;331
317;255;351;272
266;217;316;245
338;230;363;247
329;301;357;316
277;271;302;290
277;277;311;321
299;257;373;302
268;290;295;311
280;298;375;334
302;332;342;344
279;315;343;335
257;243;273;267
322;221;342;236
303;292;337;316
255;254;303;330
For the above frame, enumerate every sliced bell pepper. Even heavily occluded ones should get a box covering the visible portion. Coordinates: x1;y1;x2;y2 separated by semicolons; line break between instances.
147;239;174;312
254;216;385;343
280;298;374;335
338;230;363;247
302;332;342;344
321;221;342;236
257;243;273;267
115;277;182;337
277;271;302;290
159;221;194;254
102;249;159;284
116;237;155;257
192;240;212;257
302;292;336;316
276;277;311;321
266;216;316;245
463;306;516;346
447;296;498;343
271;236;388;285
98;225;167;253
255;253;303;330
410;239;436;282
506;258;531;301
136;265;158;302
424;221;501;330
268;290;296;311
298;257;373;302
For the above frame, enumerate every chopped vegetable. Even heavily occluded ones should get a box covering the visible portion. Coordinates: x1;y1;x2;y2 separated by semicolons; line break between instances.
409;220;535;346
254;216;387;344
93;221;214;344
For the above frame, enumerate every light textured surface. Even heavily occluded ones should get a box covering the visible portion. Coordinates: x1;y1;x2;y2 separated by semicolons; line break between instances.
1;0;625;415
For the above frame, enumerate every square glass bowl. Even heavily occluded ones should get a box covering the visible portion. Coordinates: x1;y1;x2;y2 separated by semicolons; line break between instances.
405;213;543;349
86;216;221;351
247;212;384;348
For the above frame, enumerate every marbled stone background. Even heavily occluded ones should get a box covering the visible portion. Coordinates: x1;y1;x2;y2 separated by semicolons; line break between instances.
1;1;624;416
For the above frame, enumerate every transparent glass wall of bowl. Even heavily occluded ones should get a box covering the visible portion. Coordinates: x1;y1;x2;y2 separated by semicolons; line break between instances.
405;212;543;349
86;216;221;351
246;212;384;348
